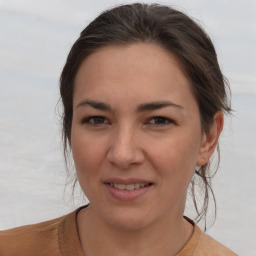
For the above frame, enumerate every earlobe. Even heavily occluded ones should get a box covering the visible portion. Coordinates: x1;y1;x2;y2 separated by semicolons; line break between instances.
196;111;224;166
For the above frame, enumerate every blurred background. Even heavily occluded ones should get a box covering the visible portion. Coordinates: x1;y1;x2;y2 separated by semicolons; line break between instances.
0;0;255;254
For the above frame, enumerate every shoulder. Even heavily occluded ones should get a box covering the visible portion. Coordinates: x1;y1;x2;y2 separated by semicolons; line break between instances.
0;215;65;256
178;218;238;256
194;228;238;256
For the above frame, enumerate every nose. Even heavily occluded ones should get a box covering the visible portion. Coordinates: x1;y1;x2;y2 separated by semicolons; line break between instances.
106;126;145;169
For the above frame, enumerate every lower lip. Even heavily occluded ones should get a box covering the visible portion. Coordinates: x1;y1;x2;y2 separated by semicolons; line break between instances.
104;184;152;201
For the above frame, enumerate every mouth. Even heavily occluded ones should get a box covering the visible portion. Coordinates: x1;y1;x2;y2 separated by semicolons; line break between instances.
104;181;153;201
105;182;153;191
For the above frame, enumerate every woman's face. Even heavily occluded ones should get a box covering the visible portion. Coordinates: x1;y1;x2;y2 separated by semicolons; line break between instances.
71;43;210;230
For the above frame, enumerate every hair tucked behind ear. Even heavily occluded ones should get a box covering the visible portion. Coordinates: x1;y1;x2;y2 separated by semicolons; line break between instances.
59;3;231;229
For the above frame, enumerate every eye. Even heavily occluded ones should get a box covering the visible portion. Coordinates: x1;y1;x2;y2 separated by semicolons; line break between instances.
82;116;109;126
148;116;174;126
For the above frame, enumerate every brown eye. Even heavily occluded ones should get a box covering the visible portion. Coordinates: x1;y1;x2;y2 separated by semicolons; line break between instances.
83;116;109;125
148;117;174;126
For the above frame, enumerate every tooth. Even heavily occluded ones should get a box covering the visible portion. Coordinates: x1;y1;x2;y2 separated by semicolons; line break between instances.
112;183;150;190
117;184;126;190
134;183;140;189
126;184;135;190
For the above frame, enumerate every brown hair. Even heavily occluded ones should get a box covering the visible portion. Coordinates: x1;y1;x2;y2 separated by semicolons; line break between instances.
59;3;231;229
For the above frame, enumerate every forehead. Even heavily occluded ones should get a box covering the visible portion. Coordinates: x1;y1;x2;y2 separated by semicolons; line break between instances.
73;43;197;111
75;43;187;80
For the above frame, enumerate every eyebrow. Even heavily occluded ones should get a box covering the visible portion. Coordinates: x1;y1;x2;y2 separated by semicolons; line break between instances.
76;100;111;111
76;99;184;111
137;101;184;111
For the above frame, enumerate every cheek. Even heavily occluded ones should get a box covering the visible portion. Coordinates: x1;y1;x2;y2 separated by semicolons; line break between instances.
150;131;201;185
71;132;108;201
153;138;200;209
71;131;106;179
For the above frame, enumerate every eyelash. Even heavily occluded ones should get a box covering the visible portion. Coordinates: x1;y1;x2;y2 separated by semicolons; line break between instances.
81;116;175;127
147;116;174;126
82;116;109;126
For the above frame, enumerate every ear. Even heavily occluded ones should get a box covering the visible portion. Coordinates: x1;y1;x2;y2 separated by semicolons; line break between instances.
196;111;224;166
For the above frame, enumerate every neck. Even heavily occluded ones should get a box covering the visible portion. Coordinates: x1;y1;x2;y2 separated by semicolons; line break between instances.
77;205;193;256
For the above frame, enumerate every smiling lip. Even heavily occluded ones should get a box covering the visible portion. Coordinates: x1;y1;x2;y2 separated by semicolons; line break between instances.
104;178;153;185
103;178;153;201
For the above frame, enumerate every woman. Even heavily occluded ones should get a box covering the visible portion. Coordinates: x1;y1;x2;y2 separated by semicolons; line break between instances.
0;3;237;256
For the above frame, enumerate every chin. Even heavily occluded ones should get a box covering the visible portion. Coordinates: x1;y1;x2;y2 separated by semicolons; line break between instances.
101;206;155;231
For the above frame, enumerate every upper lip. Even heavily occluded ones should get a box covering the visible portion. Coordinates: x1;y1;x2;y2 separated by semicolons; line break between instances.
103;178;153;185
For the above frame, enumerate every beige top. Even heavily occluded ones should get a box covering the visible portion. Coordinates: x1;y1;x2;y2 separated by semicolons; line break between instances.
0;206;238;256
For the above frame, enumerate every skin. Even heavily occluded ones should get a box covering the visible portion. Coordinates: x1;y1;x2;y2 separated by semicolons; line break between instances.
71;43;223;256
